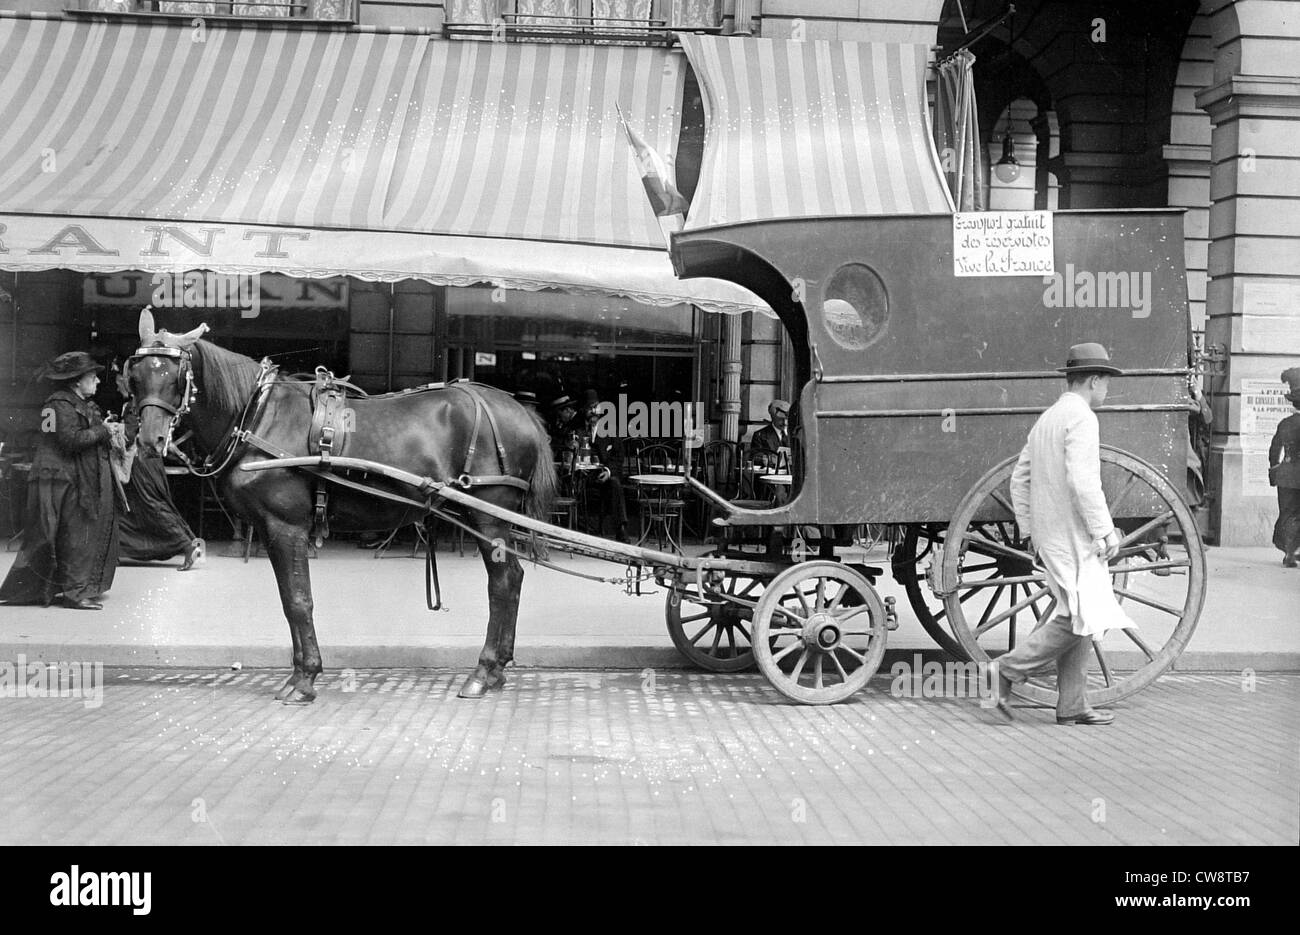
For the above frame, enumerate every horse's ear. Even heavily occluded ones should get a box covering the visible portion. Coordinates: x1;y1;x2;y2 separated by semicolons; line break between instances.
138;305;156;346
165;323;209;348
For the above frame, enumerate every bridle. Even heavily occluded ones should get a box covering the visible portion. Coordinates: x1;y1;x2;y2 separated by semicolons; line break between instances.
128;344;195;457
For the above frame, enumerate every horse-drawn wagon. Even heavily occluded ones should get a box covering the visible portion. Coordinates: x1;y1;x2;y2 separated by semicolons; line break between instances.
128;207;1204;709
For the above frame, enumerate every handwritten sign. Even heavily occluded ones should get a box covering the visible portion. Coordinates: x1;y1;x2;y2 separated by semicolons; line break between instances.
953;211;1054;277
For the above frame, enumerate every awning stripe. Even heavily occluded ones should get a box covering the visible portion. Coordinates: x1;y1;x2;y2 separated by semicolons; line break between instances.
0;18;680;249
678;34;952;226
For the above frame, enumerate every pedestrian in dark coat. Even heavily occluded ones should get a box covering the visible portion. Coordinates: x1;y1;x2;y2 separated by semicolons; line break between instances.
0;352;120;609
1270;367;1300;568
117;402;202;569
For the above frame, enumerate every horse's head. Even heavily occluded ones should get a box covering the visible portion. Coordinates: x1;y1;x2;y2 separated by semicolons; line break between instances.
128;307;209;455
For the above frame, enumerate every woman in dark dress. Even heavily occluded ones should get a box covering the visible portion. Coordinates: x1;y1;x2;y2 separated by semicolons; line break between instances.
1270;367;1300;568
0;352;120;609
117;402;202;569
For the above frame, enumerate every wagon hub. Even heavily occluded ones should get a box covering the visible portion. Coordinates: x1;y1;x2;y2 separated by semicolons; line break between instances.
806;613;842;651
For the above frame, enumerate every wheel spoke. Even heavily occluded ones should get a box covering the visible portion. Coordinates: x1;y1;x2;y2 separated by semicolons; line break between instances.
989;489;1016;518
1108;558;1190;576
835;644;866;664
773;602;807;626
830;651;849;681
963;531;1034;564
956;572;1045;590
1124;627;1158;661
680;611;710;624
790;649;810;681
814;653;824;689
1111;585;1182;617
710;623;723;655
725;624;737;655
975;586;1051;637
975;585;1005;631
1093;640;1114;687
734;622;752;643
772;639;804;664
815;578;827;612
1108;473;1141;517
688;621;718;645
1115;511;1176;551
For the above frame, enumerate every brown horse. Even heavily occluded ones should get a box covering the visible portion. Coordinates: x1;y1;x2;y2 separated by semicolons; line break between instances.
128;311;556;704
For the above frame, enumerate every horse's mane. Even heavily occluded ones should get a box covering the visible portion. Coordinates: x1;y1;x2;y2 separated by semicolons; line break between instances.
188;339;263;414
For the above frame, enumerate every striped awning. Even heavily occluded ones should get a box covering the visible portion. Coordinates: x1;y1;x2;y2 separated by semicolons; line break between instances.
0;16;766;314
677;35;954;227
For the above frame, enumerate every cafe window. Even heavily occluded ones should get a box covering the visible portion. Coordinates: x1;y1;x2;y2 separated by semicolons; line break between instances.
444;286;700;413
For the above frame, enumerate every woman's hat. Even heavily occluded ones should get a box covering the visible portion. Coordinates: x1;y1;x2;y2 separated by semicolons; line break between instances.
39;351;104;382
1057;342;1123;376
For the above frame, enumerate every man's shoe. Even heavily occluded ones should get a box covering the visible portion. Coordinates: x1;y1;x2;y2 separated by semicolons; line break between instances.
1056;710;1114;726
60;597;103;611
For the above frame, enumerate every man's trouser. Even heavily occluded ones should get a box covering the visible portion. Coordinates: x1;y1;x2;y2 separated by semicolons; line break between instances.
996;614;1092;718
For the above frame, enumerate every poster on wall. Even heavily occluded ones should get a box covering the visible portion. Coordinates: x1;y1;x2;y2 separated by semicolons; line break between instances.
1240;378;1293;497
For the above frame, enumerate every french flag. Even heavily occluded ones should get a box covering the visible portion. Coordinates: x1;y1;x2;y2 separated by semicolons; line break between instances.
616;103;689;219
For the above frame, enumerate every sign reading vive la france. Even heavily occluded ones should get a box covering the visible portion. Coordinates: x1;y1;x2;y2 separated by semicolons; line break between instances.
953;211;1054;277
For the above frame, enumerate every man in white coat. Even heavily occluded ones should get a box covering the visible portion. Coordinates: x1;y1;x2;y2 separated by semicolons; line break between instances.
986;342;1136;725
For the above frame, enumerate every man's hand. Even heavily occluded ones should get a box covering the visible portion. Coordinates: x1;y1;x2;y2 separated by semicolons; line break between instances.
597;466;611;483
1096;529;1121;561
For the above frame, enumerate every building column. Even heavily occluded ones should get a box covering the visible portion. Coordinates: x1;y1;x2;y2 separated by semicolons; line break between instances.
719;313;743;442
1196;63;1300;544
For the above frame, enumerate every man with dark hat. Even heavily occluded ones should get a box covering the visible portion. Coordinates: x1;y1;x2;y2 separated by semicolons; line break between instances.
1269;366;1300;567
0;352;121;609
984;342;1136;725
548;392;630;541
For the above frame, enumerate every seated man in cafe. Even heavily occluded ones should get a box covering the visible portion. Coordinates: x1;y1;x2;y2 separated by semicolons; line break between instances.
749;399;792;505
550;394;631;542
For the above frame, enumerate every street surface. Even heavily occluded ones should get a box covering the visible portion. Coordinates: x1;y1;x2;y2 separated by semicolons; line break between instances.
1;667;1294;845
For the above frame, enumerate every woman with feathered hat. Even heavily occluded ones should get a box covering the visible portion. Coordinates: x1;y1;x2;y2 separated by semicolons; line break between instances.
1270;367;1300;568
0;351;121;609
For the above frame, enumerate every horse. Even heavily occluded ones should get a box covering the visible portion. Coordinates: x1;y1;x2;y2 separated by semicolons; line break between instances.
127;309;557;704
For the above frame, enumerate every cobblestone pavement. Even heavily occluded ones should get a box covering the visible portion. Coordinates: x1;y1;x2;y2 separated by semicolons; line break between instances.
1;668;1295;845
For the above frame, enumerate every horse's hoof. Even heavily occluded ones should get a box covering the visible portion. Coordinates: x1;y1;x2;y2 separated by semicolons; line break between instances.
280;688;316;706
457;671;504;698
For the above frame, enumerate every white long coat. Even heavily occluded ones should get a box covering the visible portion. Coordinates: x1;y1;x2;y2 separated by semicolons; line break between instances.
1009;392;1136;638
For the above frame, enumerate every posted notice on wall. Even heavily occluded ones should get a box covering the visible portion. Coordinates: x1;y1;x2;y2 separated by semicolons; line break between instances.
953;211;1054;277
1240;378;1293;497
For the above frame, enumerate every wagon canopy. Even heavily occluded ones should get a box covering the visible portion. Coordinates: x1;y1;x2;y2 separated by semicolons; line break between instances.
0;16;769;313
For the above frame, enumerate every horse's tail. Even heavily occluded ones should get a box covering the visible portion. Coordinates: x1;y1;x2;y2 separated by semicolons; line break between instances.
523;414;558;522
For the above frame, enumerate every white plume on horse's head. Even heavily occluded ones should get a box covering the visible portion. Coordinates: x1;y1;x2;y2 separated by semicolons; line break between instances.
137;306;209;349
161;323;209;348
138;305;156;346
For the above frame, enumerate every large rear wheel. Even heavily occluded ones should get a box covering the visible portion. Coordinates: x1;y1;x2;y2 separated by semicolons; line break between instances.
940;446;1206;707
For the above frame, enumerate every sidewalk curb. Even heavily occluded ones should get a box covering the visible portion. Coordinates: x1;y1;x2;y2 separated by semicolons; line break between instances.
3;643;1297;672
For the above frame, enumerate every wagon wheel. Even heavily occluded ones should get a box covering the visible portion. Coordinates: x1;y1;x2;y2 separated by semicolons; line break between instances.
941;445;1206;707
665;557;764;672
892;524;967;658
752;561;889;704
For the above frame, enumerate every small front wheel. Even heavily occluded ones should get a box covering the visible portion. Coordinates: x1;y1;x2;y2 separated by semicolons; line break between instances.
752;562;888;704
